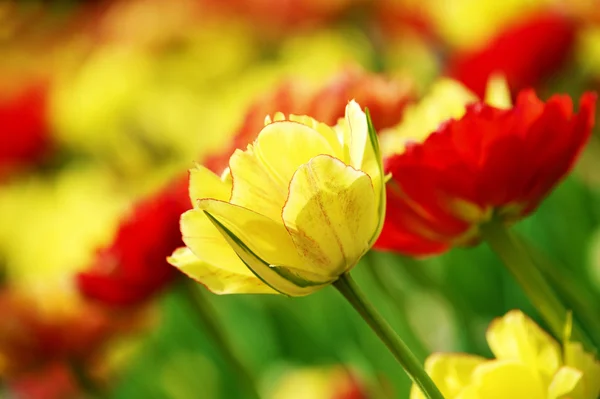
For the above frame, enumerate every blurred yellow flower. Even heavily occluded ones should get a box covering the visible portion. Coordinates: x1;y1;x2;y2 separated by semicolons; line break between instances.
411;310;600;399
0;166;128;313
265;365;367;399
420;0;553;49
169;101;385;296
378;76;510;158
378;79;476;157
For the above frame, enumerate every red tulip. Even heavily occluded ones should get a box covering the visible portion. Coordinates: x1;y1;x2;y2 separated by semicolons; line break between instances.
0;81;50;178
377;90;596;256
77;177;189;307
447;12;576;98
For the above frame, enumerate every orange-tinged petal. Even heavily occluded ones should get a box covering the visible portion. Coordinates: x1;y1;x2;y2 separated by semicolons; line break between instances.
282;155;377;277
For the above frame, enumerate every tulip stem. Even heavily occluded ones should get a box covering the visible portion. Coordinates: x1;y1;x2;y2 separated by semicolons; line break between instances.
181;281;262;399
68;359;105;398
334;273;445;399
480;220;594;349
515;234;600;349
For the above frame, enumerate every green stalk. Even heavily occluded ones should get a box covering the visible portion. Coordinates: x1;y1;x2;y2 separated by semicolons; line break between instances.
480;220;594;350
396;255;481;353
333;273;445;399
363;254;430;360
68;359;105;399
515;234;600;348
181;281;262;399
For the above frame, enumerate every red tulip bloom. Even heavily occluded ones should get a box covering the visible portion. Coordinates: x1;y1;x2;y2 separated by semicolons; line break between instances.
0;81;51;178
377;90;596;256
77;177;189;307
8;363;78;399
0;289;140;380
447;12;576;98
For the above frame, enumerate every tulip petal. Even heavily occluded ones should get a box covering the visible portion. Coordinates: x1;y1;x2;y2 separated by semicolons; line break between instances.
457;360;547;399
229;147;287;221
410;353;485;399
365;109;386;242
282;155;377;277
484;74;512;109
188;166;231;207
254;121;336;187
181;209;254;276
548;366;582;399
168;247;275;294
345;100;369;170
287;114;344;157
199;199;332;296
564;342;600;398
486;310;561;379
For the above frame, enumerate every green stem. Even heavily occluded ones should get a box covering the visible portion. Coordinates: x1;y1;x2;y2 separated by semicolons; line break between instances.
68;359;105;399
181;281;262;399
515;234;600;349
480;220;594;349
363;254;430;360
333;273;445;399
397;255;481;353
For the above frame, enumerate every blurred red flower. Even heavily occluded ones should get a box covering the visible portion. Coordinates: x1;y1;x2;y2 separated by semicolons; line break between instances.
332;372;369;399
0;290;140;379
77;177;189;307
76;68;412;307
199;0;360;35
0;81;51;178
447;12;576;98
376;90;596;256
7;363;78;399
205;67;413;172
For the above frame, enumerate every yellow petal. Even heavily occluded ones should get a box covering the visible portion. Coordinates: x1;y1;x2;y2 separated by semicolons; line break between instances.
188;166;231;207
484;74;512;109
229;147;287;221
181;209;253;276
287;114;343;157
342;100;369;170
486;310;561;380
282;155;377;277
199;199;332;296
253;121;336;188
410;353;485;399
168;247;275;294
378;79;476;157
564;342;600;399
548;366;583;399
457;360;546;399
364;109;386;239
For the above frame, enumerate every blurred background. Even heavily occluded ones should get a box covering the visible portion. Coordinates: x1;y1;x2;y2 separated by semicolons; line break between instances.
1;0;600;398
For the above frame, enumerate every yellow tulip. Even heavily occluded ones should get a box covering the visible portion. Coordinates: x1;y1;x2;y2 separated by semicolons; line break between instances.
411;310;600;399
168;100;385;296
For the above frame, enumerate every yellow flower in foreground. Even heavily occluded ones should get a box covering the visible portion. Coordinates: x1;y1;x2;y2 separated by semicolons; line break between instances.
168;101;385;296
411;310;600;399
